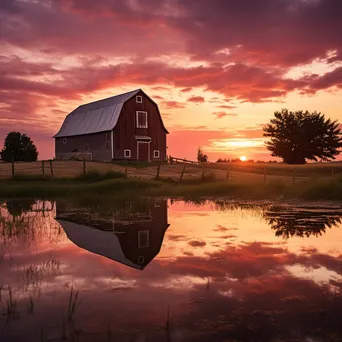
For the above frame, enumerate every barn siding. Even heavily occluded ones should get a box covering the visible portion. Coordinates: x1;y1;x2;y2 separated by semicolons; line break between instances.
55;131;112;161
113;91;167;161
117;199;169;267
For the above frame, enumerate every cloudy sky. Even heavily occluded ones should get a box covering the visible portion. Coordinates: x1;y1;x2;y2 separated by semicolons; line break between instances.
1;0;342;160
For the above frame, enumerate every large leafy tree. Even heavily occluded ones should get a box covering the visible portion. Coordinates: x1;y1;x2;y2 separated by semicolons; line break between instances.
0;132;39;162
263;109;342;164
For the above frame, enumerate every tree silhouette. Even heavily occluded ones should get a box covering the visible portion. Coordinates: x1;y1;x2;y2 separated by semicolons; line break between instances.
0;132;38;162
6;199;36;218
197;147;208;162
263;109;342;164
263;206;341;239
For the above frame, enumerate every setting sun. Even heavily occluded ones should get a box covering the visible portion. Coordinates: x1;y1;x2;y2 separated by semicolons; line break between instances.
240;156;247;162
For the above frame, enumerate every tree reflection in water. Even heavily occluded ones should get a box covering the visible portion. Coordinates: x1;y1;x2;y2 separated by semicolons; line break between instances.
263;205;342;238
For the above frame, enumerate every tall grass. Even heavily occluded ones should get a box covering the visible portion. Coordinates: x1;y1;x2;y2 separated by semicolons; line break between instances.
27;295;34;315
1;175;342;201
165;305;171;330
5;286;19;321
74;170;126;182
68;286;81;321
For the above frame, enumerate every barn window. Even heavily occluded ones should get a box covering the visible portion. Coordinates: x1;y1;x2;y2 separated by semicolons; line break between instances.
136;95;142;103
124;149;131;158
136;111;148;128
138;256;145;265
153;150;160;158
62;138;67;144
138;230;149;248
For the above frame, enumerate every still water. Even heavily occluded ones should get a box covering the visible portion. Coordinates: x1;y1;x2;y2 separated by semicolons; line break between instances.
0;198;342;341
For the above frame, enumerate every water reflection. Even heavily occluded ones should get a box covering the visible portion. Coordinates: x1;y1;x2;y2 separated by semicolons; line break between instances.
263;205;342;239
55;199;169;270
0;199;342;341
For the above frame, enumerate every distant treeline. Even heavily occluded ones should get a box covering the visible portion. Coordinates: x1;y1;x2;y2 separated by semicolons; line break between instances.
216;158;278;163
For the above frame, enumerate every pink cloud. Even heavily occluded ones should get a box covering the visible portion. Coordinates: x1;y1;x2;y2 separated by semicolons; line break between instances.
212;112;238;119
180;87;193;93
161;100;187;109
216;105;237;109
187;95;205;103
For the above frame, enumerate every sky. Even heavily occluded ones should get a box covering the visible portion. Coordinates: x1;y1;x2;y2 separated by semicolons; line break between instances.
1;0;342;161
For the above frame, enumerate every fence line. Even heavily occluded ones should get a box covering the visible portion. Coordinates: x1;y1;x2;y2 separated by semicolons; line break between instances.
0;159;340;184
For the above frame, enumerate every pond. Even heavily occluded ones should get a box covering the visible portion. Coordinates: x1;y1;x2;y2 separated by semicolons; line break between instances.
1;198;342;341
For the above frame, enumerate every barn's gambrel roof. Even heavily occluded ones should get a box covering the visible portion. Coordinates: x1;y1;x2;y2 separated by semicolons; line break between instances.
54;89;168;138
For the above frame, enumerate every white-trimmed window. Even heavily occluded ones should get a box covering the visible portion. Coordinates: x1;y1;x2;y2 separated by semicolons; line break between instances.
138;230;149;248
136;95;143;103
136;111;148;128
124;149;131;158
153;150;160;158
62;138;67;144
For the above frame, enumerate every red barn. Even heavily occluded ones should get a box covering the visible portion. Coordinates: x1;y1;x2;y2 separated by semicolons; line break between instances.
54;89;168;162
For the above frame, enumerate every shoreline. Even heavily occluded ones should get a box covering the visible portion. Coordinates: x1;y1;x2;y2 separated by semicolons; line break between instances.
1;176;342;202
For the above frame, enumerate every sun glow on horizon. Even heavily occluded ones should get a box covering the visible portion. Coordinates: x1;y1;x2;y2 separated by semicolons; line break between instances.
240;156;247;162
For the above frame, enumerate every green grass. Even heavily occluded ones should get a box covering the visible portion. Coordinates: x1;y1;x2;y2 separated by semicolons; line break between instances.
1;175;342;201
74;170;126;182
207;161;342;177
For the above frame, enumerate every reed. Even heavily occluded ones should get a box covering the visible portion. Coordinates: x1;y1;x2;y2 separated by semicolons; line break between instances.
27;295;34;315
6;286;19;321
67;286;81;321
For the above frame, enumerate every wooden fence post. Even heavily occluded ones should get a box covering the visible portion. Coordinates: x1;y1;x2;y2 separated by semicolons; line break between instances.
263;167;267;183
179;165;186;182
156;163;161;179
49;160;54;177
83;159;86;176
201;165;205;180
42;160;45;176
11;157;15;178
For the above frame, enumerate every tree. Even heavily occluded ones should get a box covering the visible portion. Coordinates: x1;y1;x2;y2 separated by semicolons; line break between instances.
197;147;208;163
0;132;39;162
263;109;342;164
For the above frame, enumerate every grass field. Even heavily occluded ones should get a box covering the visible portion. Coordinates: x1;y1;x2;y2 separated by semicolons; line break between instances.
1;160;341;184
1;176;342;201
0;159;342;201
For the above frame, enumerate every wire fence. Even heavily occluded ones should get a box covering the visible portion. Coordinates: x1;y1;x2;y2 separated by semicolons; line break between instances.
1;159;340;184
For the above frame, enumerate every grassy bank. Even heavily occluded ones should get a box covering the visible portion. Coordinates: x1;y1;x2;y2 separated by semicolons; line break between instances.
1;172;342;201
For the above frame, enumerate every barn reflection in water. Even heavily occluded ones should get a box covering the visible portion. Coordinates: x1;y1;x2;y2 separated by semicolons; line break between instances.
55;199;169;270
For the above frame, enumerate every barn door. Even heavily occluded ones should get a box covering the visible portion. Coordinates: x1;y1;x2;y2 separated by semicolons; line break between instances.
138;142;150;162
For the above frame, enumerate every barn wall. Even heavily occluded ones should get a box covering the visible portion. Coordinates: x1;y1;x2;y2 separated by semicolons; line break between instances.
113;91;167;161
117;199;169;266
55;131;112;161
